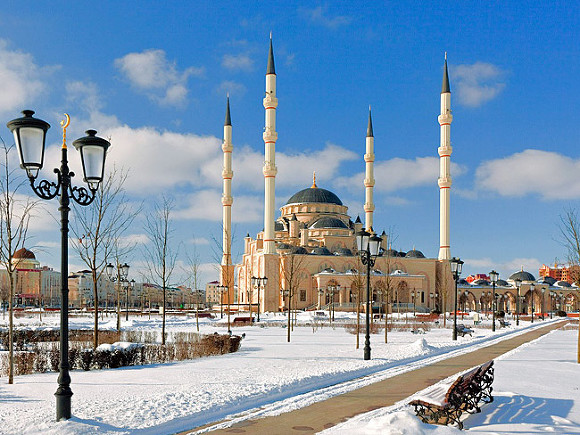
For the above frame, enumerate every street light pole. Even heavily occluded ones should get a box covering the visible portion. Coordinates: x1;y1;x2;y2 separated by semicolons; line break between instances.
106;262;130;328
489;270;498;332
515;279;522;326
356;229;383;360
450;257;464;341
251;276;267;323
530;282;535;323
8;111;109;421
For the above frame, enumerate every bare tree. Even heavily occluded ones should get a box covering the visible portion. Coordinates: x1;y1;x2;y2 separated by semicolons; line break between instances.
182;243;202;332
143;196;178;345
71;167;138;348
347;258;365;349
0;141;38;384
557;207;580;363
279;253;307;342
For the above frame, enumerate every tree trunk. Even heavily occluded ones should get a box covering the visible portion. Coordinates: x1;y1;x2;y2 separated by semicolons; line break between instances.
92;271;99;349
162;287;166;345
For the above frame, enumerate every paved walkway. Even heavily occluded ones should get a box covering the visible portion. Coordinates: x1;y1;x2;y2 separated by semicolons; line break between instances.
187;321;565;435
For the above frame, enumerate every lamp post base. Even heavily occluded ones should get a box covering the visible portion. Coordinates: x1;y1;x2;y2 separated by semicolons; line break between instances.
55;387;73;421
363;343;371;360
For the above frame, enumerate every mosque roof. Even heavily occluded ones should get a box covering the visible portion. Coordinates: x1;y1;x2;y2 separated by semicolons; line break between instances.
13;248;35;259
276;243;292;250
538;276;556;285
309;217;348;229
267;36;275;74
286;187;343;206
334;247;353;256
496;279;509;286
224;97;231;126
555;280;572;287
509;270;536;282
405;249;425;259
291;246;308;254
310;246;332;256
367;108;373;137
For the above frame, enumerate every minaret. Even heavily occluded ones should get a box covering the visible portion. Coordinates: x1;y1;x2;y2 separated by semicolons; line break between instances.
438;54;453;261
263;34;278;254
221;96;234;300
364;107;375;231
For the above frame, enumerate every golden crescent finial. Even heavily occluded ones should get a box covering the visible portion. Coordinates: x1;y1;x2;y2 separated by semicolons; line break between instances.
311;171;317;188
60;113;70;149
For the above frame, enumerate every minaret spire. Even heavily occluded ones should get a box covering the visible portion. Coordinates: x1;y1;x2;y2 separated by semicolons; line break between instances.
438;54;453;260
263;35;278;255
367;106;373;137
221;96;234;303
441;53;450;94
224;94;231;126
364;106;375;231
267;32;276;75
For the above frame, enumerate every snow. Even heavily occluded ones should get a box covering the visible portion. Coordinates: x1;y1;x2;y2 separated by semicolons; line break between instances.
0;311;577;434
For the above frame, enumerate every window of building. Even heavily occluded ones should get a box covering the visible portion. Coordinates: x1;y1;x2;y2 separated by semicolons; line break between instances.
300;290;306;301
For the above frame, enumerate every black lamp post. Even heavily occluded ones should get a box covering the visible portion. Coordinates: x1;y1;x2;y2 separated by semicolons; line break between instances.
356;229;382;360
450;257;463;341
251;276;267;322
489;270;498;332
280;287;291;341
327;284;340;323
530;282;535;323
7;111;109;421
106;262;130;327
515;279;522;326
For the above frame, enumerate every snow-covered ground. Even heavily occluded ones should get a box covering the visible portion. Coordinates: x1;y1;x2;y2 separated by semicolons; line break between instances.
324;327;580;434
0;311;576;434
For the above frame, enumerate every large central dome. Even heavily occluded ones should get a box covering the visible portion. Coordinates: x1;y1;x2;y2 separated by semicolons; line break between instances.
285;187;343;206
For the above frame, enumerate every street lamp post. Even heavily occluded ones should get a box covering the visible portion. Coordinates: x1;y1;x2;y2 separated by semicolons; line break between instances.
514;279;522;326
450;257;464;341
327;284;340;323
106;262;130;329
280;287;291;341
251;276;267;322
356;229;383;360
8;110;109;421
489;270;499;332
530;282;535;323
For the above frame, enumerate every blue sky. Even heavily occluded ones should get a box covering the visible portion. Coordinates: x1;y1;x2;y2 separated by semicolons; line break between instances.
0;2;579;285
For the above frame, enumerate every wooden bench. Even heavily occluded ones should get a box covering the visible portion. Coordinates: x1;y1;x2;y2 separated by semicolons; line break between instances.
498;319;510;328
455;324;474;337
409;360;494;430
232;316;254;325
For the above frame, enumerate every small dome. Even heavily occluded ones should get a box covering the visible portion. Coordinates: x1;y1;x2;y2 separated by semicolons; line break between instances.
405;249;425;259
458;278;469;285
383;249;399;257
391;270;408;276
286;187;343;206
334;247;353;256
555;280;571;287
509;270;536;282
276;243;292;250
309;217;348;229
311;246;332;256
275;221;286;231
291;246;308;254
496;279;509;286
13;248;35;259
472;279;490;286
398;251;407;257
538;276;556;285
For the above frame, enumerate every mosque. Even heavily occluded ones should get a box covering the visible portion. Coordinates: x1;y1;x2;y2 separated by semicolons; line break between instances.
218;38;580;316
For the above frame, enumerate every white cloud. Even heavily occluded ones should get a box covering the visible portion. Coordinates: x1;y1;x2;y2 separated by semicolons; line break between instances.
222;54;254;71
451;62;506;107
475;149;580;200
66;81;103;113
300;6;353;28
336;156;466;193
0;39;50;117
188;237;210;245
114;49;204;107
174;190;262;223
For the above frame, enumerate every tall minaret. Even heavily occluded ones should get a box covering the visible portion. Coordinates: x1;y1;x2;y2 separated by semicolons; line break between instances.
263;34;278;254
221;96;234;299
438;54;453;261
364;107;375;231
